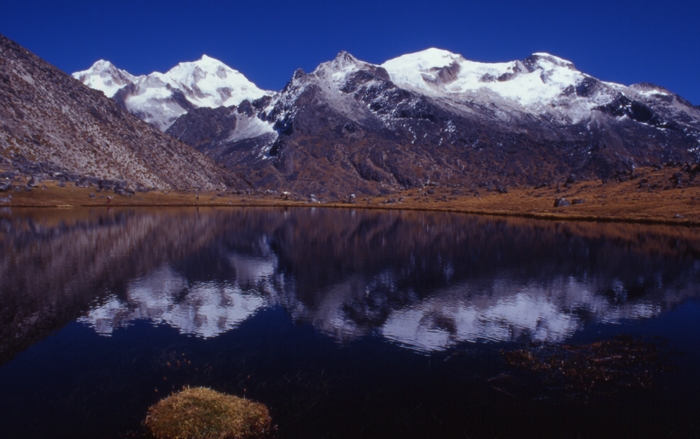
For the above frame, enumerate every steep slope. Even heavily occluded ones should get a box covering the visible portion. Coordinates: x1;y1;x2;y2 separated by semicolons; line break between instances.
73;56;271;131
167;49;700;197
0;34;243;190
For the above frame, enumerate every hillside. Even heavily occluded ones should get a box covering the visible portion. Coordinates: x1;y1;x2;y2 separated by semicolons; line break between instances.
0;34;244;191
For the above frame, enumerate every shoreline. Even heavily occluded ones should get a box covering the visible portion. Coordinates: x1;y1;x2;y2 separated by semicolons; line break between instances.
3;164;700;227
3;192;700;228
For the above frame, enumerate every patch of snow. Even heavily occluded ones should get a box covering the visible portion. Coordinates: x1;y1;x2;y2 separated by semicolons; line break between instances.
602;81;627;90
639;89;669;97
225;113;276;143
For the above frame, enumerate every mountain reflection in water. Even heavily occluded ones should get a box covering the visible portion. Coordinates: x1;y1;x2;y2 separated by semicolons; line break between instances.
3;207;700;361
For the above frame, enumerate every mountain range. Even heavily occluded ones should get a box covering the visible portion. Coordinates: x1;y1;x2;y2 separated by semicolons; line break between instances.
77;48;700;196
73;56;271;131
3;32;700;197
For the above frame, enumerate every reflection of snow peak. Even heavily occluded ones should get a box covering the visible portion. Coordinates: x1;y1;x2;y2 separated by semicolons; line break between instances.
229;254;276;285
161;282;265;337
76;238;691;352
382;292;578;352
376;276;672;352
79;265;265;338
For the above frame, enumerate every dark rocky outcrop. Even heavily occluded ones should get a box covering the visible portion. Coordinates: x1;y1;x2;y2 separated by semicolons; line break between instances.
554;197;571;207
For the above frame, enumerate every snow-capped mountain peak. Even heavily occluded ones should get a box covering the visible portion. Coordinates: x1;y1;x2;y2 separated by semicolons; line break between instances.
311;51;363;82
381;49;589;107
328;51;360;70
74;55;271;131
72;60;141;98
387;47;464;70
308;50;390;90
529;52;576;69
160;54;269;109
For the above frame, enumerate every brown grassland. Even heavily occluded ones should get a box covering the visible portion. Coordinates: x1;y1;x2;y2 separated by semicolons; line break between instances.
3;165;700;226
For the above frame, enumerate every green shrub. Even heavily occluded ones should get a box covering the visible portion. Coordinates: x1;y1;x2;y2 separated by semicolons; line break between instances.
144;387;271;439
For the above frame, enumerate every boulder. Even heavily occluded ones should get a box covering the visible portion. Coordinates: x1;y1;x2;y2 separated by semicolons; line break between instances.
554;197;571;207
98;179;115;190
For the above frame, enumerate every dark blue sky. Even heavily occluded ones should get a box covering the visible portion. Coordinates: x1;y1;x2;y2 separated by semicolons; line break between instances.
2;0;698;104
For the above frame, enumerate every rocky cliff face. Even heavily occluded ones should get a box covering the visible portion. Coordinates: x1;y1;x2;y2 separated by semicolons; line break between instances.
168;50;700;197
0;34;244;191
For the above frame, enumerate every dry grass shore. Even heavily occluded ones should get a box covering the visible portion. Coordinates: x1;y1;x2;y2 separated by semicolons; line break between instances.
3;164;700;226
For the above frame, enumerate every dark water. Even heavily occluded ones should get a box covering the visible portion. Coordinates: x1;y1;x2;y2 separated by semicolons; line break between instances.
1;207;699;439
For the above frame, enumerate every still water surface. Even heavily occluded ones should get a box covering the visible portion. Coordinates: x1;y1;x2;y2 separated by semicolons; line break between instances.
1;207;699;438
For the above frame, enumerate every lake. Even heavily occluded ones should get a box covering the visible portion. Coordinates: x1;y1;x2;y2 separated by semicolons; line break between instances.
1;207;699;438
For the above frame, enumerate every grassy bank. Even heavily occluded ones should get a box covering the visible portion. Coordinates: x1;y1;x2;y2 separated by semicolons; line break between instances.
2;165;700;226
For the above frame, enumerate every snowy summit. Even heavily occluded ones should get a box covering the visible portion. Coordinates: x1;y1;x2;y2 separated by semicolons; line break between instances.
73;55;271;131
72;60;139;98
381;48;586;106
161;55;269;109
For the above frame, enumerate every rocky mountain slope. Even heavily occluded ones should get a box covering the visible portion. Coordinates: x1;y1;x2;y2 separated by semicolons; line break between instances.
0;34;244;191
73;56;271;131
167;50;700;197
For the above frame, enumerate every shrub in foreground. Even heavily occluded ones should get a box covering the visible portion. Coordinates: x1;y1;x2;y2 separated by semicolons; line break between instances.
144;387;271;439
